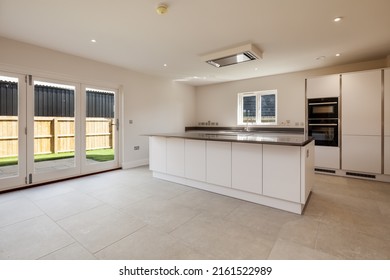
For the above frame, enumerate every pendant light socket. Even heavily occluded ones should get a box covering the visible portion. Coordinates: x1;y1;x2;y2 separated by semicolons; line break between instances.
156;3;168;15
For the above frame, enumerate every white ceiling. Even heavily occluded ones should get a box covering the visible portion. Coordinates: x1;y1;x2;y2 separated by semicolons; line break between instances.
0;0;389;86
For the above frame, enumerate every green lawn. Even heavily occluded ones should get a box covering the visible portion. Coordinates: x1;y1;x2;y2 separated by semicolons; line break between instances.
0;149;114;167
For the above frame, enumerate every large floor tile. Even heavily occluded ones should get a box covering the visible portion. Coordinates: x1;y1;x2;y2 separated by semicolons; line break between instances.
88;184;152;209
34;191;104;221
0;215;74;259
268;239;339;260
0;197;44;228
96;226;211;260
39;242;96;260
57;204;146;253
123;196;201;233
171;213;274;259
316;223;390;259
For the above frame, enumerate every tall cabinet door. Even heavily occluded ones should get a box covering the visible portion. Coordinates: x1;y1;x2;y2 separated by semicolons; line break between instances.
385;68;390;175
341;69;382;174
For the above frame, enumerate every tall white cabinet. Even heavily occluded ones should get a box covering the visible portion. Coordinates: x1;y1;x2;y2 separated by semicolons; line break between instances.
341;69;382;174
306;74;340;170
385;69;390;175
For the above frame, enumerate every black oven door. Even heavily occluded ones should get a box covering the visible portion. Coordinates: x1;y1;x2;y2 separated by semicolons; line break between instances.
308;119;339;147
308;97;338;119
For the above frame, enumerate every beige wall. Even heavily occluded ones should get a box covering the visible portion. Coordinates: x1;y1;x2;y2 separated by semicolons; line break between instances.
0;36;196;168
195;58;387;127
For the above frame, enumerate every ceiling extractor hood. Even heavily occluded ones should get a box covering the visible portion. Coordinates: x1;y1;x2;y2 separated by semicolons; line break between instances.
201;43;262;68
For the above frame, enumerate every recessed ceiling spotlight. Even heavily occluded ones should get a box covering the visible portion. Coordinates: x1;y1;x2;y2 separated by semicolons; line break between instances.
163;63;168;67
91;39;97;43
254;67;259;71
335;53;341;57
333;17;343;22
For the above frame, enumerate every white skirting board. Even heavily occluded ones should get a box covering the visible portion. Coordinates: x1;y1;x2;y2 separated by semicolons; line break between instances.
153;171;306;215
122;159;149;169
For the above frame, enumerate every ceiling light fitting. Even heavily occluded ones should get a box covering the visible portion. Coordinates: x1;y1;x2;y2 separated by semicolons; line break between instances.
333;17;343;22
156;3;168;15
201;43;262;68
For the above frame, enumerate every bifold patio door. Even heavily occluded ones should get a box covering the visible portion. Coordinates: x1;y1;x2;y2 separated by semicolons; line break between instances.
0;72;119;191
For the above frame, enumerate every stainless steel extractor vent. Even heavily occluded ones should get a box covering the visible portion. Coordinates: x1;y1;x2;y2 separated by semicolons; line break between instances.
201;43;262;68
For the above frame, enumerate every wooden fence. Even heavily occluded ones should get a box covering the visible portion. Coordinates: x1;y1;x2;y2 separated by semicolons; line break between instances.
0;116;113;158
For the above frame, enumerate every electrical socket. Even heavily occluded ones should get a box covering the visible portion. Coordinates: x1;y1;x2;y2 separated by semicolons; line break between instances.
134;146;140;150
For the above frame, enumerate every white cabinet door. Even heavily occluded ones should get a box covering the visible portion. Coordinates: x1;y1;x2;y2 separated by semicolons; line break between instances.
206;141;231;187
232;142;262;194
342;70;382;136
342;135;381;174
166;138;185;177
385;68;390;137
315;146;340;169
307;74;340;98
385;136;390;175
263;145;301;203
149;136;166;173
185;139;206;181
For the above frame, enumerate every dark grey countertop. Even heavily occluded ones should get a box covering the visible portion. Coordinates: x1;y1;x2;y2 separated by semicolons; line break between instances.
146;132;314;146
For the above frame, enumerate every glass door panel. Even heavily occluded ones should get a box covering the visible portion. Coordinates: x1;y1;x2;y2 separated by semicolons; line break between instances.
82;86;119;172
28;78;80;184
0;72;26;190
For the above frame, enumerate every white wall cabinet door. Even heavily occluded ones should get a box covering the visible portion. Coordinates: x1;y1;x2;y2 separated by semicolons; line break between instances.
206;141;231;187
232;142;262;194
263;144;301;203
149;136;166;173
307;74;340;98
185;139;206;181
166;138;185;177
341;70;382;136
342;135;382;174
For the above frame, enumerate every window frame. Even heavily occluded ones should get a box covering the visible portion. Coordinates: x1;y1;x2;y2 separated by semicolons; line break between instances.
237;90;277;125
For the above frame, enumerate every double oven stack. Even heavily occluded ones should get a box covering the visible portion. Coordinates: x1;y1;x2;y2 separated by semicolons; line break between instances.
307;97;339;147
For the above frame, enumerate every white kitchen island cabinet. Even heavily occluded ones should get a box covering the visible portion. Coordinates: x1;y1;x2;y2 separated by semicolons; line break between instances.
148;132;314;214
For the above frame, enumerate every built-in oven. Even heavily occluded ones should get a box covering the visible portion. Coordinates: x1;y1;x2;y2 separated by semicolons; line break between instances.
308;97;338;119
308;119;339;147
308;97;339;147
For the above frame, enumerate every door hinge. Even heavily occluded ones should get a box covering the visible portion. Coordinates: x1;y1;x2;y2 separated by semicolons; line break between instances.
25;176;28;184
25;127;27;135
28;75;32;86
116;118;119;131
28;173;32;184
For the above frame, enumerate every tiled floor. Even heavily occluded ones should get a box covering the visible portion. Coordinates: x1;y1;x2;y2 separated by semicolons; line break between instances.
0;166;389;260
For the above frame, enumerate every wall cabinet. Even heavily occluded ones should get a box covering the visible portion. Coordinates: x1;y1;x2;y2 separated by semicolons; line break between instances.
306;74;340;98
149;136;166;173
206;141;231;187
184;139;206;181
166;138;185;177
263;144;301;203
231;142;262;194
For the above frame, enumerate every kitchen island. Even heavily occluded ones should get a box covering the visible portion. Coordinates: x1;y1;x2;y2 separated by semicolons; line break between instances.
148;132;315;214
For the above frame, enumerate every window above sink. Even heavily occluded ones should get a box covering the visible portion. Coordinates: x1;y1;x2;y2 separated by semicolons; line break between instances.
237;89;278;126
